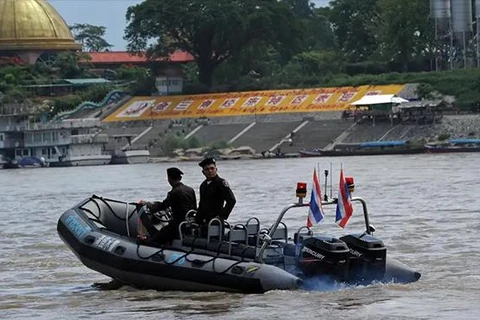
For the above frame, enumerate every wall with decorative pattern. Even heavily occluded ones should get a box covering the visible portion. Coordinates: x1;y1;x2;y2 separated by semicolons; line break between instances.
103;84;406;122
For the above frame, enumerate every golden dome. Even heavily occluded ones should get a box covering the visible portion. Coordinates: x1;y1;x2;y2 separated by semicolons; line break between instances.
0;0;81;51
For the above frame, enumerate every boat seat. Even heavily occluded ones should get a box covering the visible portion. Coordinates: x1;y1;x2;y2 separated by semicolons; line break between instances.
268;222;289;246
227;224;248;242
177;210;199;241
293;226;313;245
182;235;256;259
261;246;286;264
254;222;289;243
207;218;224;242
245;217;261;246
178;221;196;241
271;223;288;242
227;224;248;255
184;209;197;222
182;236;208;249
282;243;297;257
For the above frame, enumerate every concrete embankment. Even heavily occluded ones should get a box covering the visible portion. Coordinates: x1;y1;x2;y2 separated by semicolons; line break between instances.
399;115;480;141
101;112;480;159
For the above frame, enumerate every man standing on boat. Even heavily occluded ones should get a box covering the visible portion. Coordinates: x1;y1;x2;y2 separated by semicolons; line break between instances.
141;167;197;244
196;157;236;233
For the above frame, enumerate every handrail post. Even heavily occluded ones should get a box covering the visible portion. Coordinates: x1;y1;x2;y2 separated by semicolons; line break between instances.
351;197;370;235
257;198;336;263
256;197;371;262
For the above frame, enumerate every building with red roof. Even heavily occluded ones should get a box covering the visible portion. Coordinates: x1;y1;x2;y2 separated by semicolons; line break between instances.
80;50;195;95
85;51;194;66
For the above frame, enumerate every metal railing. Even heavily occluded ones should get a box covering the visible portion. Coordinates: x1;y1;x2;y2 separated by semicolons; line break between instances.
257;196;371;263
71;134;109;144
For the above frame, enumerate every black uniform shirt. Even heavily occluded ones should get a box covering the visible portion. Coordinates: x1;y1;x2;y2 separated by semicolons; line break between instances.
150;182;197;224
197;175;236;223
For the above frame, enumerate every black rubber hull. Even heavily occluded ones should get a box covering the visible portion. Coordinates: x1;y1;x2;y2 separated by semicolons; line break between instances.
57;208;300;293
57;196;420;293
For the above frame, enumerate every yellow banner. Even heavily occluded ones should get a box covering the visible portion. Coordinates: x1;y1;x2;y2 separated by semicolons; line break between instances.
104;84;406;122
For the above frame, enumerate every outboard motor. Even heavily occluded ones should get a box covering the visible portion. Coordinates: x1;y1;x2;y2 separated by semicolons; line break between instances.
340;234;387;283
297;236;350;281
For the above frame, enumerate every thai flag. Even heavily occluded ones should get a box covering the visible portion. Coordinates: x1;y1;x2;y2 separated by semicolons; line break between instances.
307;168;325;227
335;169;354;228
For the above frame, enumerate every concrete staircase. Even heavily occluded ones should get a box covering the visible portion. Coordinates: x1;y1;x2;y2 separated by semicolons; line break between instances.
231;122;300;153
280;120;353;153
193;123;251;145
103;123;150;151
341;121;394;143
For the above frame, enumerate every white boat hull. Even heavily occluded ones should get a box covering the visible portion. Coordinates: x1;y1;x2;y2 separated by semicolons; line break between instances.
110;149;151;165
125;150;151;164
50;155;112;167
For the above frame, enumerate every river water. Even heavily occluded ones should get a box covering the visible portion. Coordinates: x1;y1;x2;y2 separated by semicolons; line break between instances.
1;154;479;319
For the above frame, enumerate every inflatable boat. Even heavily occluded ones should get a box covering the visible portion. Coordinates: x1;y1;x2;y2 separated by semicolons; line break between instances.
57;190;421;293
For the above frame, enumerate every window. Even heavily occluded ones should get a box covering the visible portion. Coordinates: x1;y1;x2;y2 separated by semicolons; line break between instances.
25;133;33;144
34;132;42;143
23;149;29;156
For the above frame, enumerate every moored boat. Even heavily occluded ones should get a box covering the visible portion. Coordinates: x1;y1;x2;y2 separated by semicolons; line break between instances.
424;138;480;153
57;184;420;293
300;140;424;157
18;156;49;168
110;149;151;165
1;157;20;169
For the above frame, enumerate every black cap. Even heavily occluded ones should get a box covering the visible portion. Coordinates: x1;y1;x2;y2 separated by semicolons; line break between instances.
198;157;216;168
167;167;183;179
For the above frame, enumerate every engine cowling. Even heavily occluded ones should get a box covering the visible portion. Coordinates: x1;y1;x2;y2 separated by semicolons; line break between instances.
340;234;387;284
297;236;350;281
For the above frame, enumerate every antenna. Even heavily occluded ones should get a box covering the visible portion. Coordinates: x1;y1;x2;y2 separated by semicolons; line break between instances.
329;162;333;199
323;168;329;201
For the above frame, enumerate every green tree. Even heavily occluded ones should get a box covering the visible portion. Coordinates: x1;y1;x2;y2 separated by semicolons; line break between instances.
328;0;379;62
3;73;17;85
303;9;336;51
375;0;431;71
115;65;156;95
284;0;314;18
0;88;27;103
208;39;286;91
287;51;343;76
116;65;149;81
54;52;91;79
163;134;187;156
415;83;436;99
124;0;305;89
70;23;113;52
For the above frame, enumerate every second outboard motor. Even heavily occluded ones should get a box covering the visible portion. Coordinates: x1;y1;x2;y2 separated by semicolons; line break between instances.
297;236;350;281
340;234;387;283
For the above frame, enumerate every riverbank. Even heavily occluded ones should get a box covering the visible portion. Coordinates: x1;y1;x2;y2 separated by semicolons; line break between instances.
149;153;299;163
147;114;480;162
402;114;480;141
